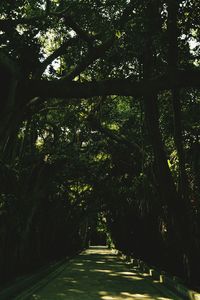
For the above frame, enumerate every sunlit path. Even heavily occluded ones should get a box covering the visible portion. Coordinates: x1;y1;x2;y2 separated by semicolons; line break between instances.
17;247;182;300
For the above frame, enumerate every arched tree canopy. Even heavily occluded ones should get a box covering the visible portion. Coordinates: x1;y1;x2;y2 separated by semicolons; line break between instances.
0;0;200;288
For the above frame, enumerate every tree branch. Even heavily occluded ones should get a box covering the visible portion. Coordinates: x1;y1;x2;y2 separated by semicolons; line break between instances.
33;36;79;78
63;14;95;46
18;69;200;102
60;1;136;81
62;37;115;81
87;115;144;155
0;9;68;31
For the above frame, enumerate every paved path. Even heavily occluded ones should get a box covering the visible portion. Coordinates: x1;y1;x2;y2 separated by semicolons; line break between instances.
18;247;182;300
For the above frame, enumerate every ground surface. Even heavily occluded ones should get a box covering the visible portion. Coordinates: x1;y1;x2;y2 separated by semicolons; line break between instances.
16;247;183;300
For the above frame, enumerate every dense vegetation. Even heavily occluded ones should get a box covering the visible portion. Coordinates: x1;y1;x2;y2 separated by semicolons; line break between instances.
0;0;200;287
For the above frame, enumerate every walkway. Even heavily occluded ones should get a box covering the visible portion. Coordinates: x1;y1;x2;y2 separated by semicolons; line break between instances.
16;247;182;300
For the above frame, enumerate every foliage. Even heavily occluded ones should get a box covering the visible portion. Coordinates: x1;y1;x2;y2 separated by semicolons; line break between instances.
0;0;200;286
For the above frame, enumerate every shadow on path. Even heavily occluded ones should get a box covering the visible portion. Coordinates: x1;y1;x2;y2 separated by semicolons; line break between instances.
26;247;181;300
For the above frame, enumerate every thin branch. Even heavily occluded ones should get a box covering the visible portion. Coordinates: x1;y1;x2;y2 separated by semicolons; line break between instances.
45;0;51;16
63;15;95;46
62;37;115;81
0;18;39;31
33;36;79;78
0;9;68;31
87;115;144;155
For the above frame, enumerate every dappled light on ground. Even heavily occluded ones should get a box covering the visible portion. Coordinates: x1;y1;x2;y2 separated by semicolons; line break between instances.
28;247;180;300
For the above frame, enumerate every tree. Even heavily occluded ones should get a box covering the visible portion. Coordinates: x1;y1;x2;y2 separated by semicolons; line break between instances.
0;0;200;285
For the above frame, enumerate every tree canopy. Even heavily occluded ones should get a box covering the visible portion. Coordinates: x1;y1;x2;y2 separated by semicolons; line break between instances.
0;0;200;288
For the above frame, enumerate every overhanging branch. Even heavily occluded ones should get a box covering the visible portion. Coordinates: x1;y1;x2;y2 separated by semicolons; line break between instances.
18;69;200;102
